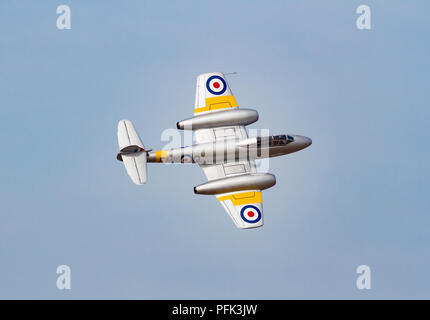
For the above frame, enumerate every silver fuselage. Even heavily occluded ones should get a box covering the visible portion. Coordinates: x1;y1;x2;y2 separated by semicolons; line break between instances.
147;135;312;164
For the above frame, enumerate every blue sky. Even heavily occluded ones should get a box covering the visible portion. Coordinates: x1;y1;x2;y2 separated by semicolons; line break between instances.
0;1;429;299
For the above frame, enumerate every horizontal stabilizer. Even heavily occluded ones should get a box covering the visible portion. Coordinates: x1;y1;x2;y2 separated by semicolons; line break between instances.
117;119;147;185
118;119;144;150
121;152;147;185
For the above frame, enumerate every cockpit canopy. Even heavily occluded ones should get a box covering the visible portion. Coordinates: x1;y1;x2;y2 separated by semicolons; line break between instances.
257;135;294;147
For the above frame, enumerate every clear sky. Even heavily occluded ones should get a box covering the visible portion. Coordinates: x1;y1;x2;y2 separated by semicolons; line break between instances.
1;1;429;299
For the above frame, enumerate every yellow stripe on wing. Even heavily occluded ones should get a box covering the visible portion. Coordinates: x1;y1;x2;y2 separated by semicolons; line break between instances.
194;95;238;113
217;191;262;206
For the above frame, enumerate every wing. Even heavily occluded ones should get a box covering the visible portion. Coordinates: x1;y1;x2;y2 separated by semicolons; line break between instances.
193;72;264;228
217;190;263;229
200;160;264;229
194;72;238;115
194;72;243;144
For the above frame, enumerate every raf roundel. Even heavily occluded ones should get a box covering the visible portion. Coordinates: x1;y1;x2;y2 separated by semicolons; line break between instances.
240;205;262;224
181;154;193;163
206;75;227;95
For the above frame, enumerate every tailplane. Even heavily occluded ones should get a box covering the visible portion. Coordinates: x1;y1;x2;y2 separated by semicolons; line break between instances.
117;119;148;185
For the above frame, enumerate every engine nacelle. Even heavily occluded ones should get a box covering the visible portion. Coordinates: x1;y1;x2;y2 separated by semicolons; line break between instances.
177;108;258;130
194;173;276;195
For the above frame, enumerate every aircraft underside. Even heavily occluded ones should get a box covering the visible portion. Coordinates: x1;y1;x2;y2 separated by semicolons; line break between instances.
116;72;311;229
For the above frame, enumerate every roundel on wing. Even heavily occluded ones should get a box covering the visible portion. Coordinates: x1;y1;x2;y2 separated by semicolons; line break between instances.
206;75;227;95
240;205;262;224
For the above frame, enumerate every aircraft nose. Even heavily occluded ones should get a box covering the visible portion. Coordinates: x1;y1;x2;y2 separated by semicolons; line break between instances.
295;135;312;149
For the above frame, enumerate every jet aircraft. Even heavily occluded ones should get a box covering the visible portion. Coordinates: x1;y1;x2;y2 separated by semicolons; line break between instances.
117;72;311;229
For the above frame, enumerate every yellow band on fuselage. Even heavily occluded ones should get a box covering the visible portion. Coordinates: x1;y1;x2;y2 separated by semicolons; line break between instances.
217;191;262;206
154;150;167;162
194;95;238;113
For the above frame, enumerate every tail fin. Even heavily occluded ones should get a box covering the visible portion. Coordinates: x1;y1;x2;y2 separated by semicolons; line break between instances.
117;119;147;185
